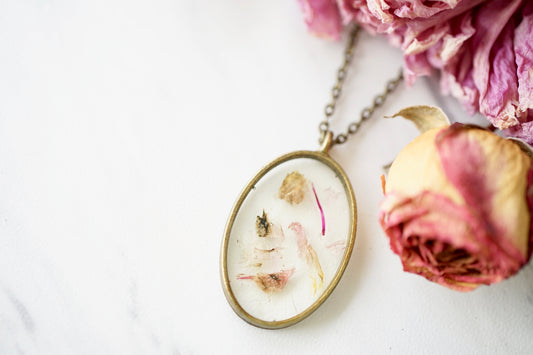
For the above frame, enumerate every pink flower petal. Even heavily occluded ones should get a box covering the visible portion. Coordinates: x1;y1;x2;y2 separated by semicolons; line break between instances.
297;0;342;40
514;2;533;116
289;222;324;294
380;190;521;291
435;124;527;264
311;183;326;236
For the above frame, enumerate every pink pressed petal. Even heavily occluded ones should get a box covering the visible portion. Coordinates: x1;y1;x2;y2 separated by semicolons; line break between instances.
237;268;296;293
326;240;346;252
289;222;325;294
312;183;326;236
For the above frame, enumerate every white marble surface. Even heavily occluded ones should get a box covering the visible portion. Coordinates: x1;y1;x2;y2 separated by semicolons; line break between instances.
0;1;532;354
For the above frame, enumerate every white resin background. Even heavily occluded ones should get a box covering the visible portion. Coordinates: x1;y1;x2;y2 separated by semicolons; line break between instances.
0;1;532;354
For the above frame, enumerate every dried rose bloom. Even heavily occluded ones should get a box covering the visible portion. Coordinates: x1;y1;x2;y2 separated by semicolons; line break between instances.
279;171;307;205
237;268;295;293
297;0;533;142
380;123;533;291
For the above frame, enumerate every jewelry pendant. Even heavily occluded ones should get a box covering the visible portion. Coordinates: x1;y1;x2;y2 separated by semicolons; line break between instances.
220;133;357;329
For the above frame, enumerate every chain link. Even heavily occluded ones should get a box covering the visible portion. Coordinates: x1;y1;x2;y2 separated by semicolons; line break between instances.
318;26;404;146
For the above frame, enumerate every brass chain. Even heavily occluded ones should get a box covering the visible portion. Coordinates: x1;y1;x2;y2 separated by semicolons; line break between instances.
318;25;404;146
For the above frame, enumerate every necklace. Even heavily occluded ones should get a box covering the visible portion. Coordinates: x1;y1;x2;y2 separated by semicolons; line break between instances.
220;26;403;329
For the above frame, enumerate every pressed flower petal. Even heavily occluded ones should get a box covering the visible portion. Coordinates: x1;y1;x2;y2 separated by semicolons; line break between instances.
311;184;326;236
237;268;295;293
279;171;307;205
289;222;325;295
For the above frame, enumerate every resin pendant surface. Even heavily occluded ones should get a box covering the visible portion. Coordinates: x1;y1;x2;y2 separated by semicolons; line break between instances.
220;143;357;329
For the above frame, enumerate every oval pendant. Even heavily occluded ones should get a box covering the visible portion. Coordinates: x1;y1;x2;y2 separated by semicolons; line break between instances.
220;145;357;329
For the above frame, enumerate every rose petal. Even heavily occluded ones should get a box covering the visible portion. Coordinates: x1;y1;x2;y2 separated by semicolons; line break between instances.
436;124;530;262
380;191;511;291
474;3;522;129
514;2;533;116
298;0;342;39
504;113;533;144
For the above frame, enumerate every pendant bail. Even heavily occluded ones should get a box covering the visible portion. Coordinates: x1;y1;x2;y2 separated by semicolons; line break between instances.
319;131;334;154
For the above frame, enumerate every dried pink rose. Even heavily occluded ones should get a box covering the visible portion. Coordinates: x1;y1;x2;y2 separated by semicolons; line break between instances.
380;122;533;291
297;0;533;142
